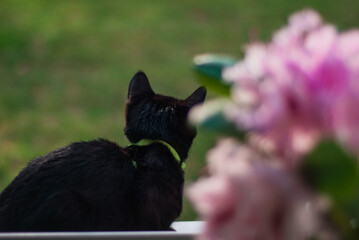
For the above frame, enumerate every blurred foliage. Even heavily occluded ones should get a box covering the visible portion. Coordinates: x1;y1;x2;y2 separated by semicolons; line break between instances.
193;54;236;95
1;0;359;221
189;98;245;139
302;141;359;238
303;141;359;205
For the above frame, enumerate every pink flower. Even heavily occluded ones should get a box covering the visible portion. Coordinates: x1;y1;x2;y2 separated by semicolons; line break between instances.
332;89;359;153
188;139;320;240
332;30;359;152
222;9;359;160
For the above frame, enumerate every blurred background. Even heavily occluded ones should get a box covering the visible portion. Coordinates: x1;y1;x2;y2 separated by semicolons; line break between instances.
1;0;359;220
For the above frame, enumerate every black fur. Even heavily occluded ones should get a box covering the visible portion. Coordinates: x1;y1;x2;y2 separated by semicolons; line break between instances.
0;71;206;232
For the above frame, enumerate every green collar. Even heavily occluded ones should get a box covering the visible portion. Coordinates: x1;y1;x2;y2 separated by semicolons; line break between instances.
132;139;185;170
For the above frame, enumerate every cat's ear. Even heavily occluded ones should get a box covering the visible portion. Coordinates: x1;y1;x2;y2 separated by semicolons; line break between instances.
128;71;155;100
186;86;207;107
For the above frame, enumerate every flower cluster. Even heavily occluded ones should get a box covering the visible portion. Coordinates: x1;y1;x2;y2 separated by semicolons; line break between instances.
223;9;359;162
188;139;322;240
189;9;359;240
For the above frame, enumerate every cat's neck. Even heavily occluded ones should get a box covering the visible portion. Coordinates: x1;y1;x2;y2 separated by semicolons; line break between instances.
132;137;193;162
169;139;192;162
133;139;186;170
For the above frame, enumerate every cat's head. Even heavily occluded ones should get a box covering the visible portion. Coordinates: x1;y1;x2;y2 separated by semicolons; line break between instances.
124;71;206;160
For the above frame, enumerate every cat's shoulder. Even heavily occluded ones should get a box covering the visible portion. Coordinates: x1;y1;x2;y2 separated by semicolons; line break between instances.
28;139;125;167
71;138;122;151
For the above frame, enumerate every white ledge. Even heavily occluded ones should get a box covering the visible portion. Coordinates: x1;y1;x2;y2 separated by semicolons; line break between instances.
0;221;205;240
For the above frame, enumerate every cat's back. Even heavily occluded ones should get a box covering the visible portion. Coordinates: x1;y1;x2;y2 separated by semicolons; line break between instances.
0;139;137;231
1;139;134;195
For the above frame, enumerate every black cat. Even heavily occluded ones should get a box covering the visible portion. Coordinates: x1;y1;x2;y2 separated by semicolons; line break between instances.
0;71;206;232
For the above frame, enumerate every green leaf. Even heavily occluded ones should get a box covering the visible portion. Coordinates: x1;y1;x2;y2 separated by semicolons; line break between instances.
330;204;359;240
189;98;244;139
302;140;359;204
193;54;237;96
301;141;359;238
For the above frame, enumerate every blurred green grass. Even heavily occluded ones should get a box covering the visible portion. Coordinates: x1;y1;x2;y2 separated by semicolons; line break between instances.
1;0;359;221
